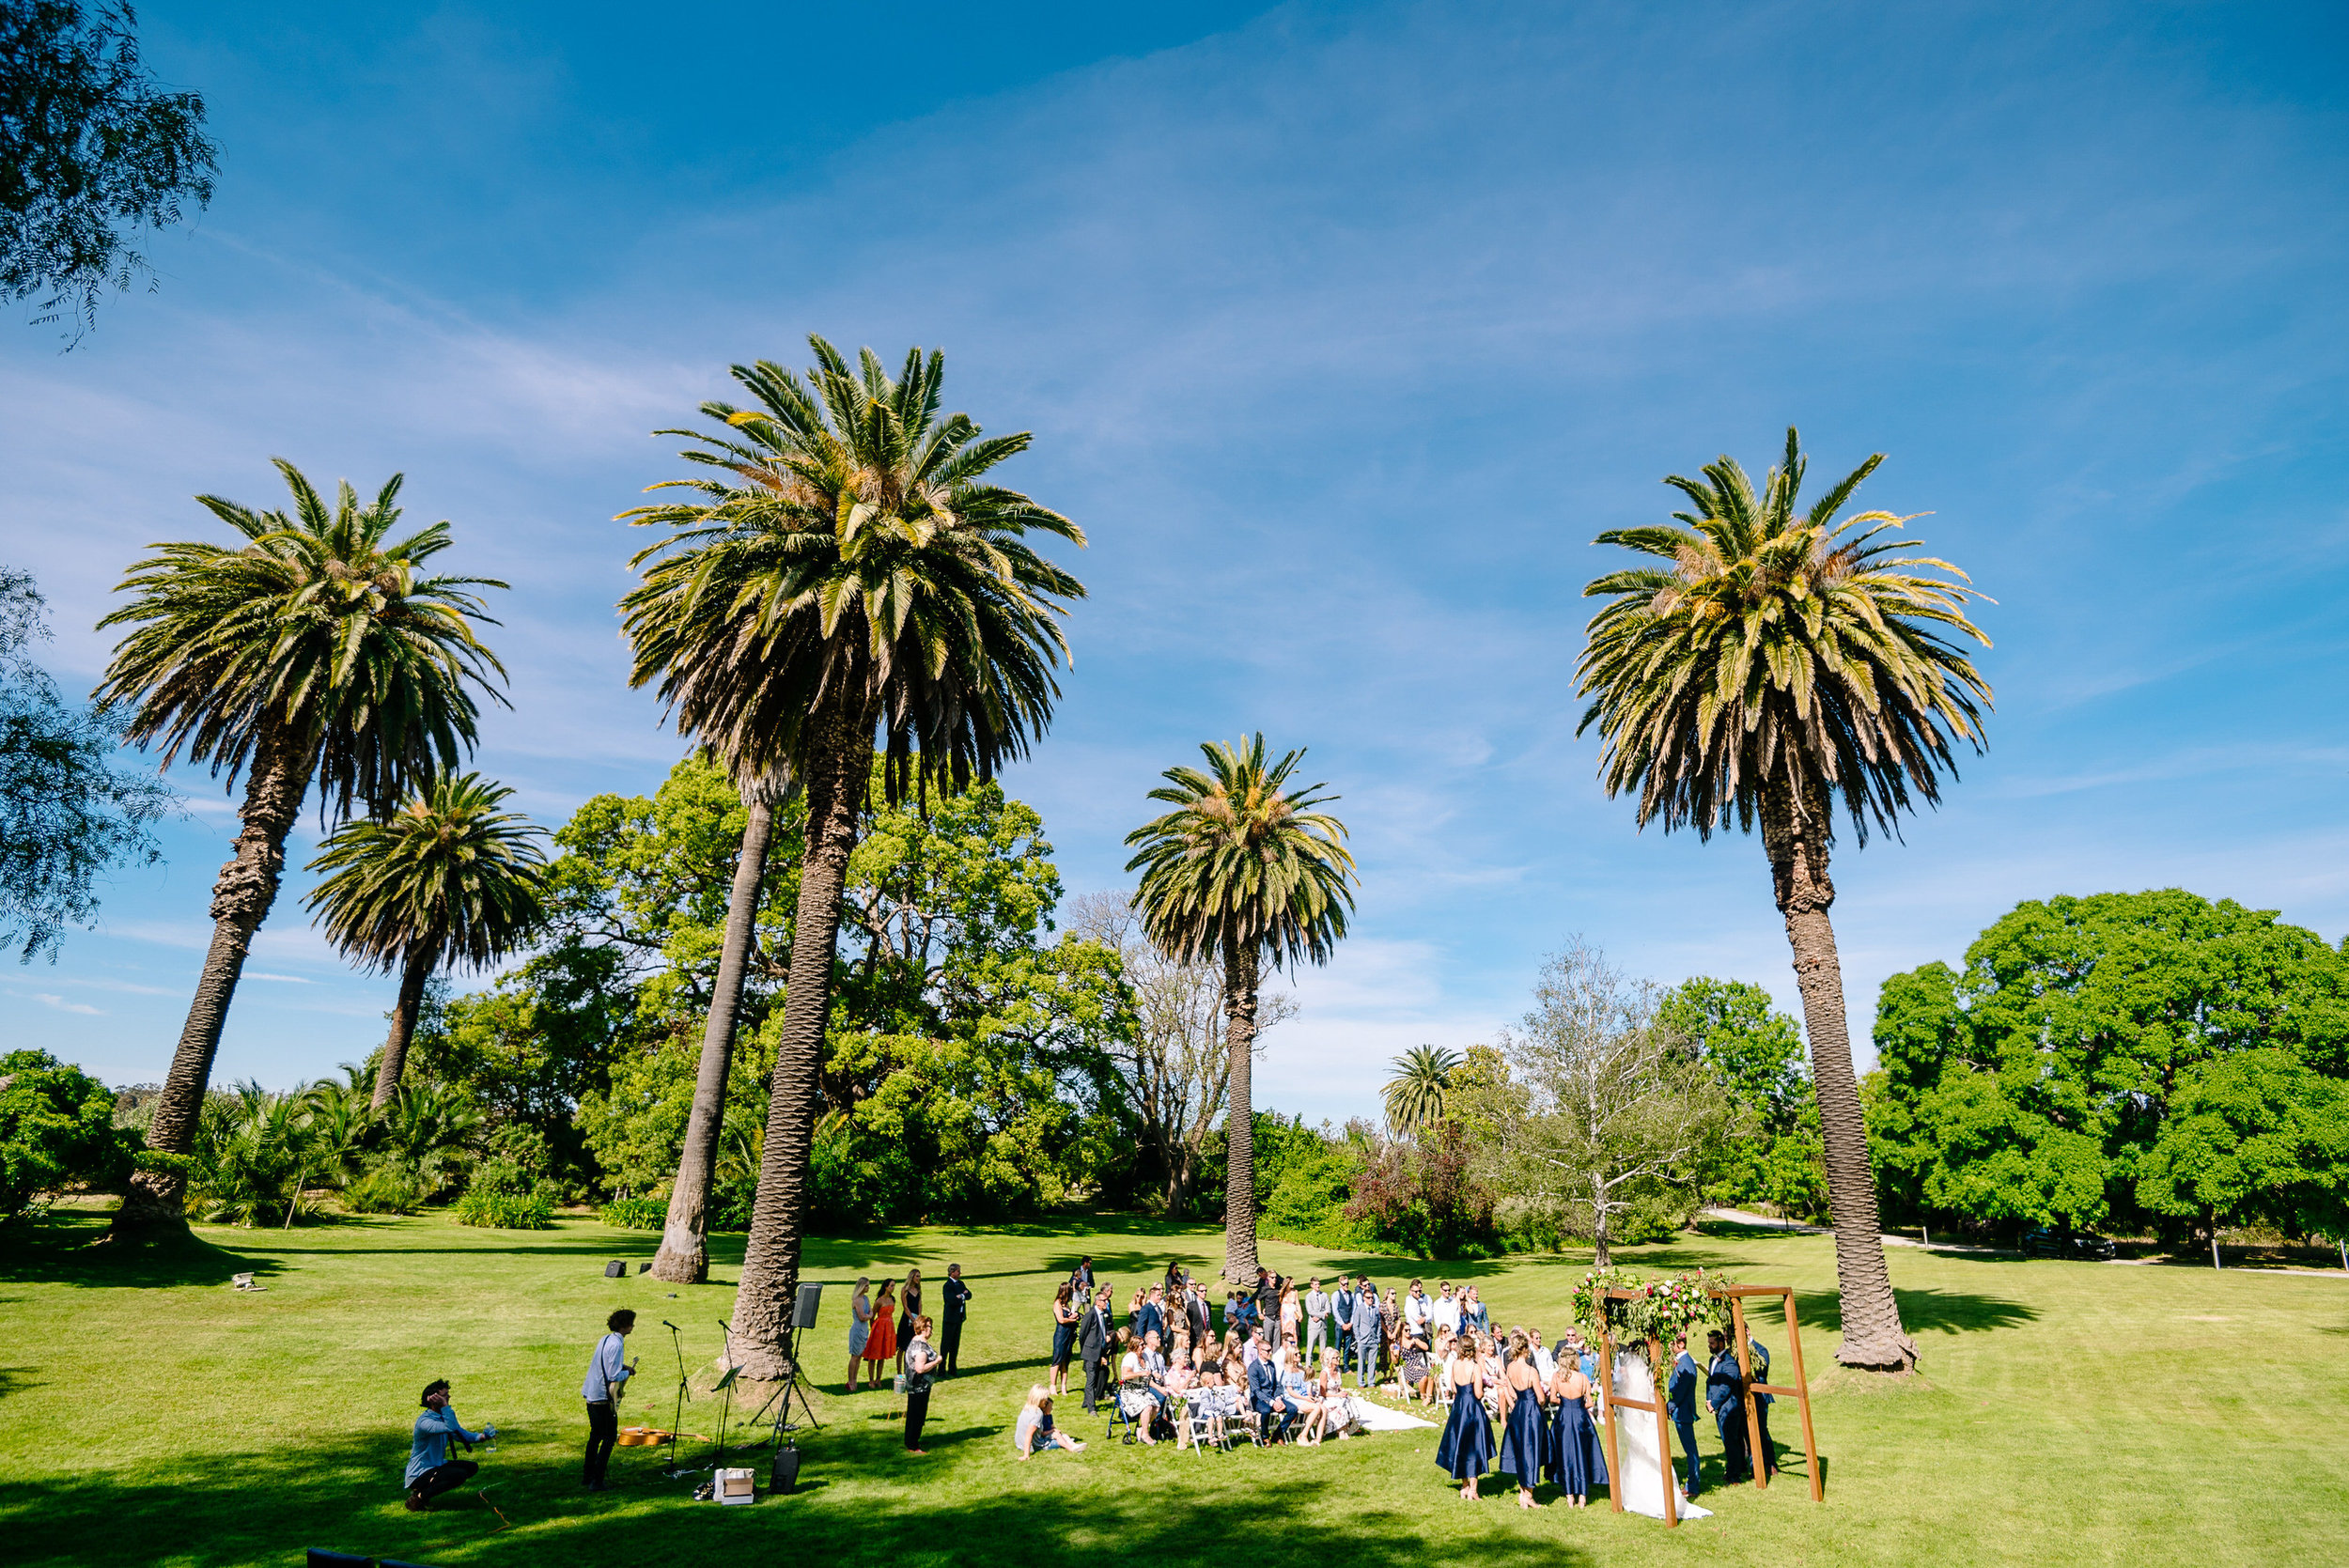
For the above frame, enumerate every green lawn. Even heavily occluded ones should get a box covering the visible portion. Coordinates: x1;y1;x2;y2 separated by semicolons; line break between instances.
5;1206;2343;1568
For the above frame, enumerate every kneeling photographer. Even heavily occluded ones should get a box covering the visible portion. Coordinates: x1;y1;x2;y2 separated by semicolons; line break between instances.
405;1379;494;1511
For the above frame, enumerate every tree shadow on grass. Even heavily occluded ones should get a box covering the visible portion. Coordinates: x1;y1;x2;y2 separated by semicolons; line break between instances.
1784;1287;2037;1339
2;1429;1606;1568
0;1212;288;1291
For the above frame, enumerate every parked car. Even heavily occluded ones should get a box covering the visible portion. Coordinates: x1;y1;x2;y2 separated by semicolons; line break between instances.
2022;1227;2118;1261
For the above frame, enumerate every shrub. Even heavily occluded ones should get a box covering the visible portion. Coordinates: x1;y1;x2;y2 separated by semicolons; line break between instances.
599;1195;666;1231
344;1169;424;1215
451;1155;555;1230
0;1051;135;1223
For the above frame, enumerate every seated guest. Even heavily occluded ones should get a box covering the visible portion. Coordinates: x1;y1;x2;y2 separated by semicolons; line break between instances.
1015;1386;1084;1458
1116;1336;1162;1445
406;1378;492;1512
1400;1320;1433;1403
1313;1347;1358;1439
1248;1336;1303;1441
1280;1346;1327;1445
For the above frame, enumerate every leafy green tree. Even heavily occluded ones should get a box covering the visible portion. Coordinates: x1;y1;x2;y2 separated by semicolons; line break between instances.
1;566;175;960
1657;977;1827;1218
95;461;507;1235
1;1;217;342
622;338;1084;1375
2134;1050;2349;1268
1126;734;1358;1284
1458;939;1732;1264
1870;890;2349;1246
1576;428;1989;1370
304;772;549;1110
1382;1045;1463;1141
0;1048;133;1221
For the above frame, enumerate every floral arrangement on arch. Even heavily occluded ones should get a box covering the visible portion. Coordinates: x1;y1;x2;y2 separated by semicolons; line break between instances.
1571;1265;1735;1356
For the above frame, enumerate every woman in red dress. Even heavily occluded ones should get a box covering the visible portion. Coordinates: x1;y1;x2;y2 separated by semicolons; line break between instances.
863;1280;900;1388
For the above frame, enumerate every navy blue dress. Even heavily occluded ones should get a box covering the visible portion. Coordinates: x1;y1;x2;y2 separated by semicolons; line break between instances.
1434;1379;1495;1481
1545;1394;1608;1494
1495;1383;1548;1483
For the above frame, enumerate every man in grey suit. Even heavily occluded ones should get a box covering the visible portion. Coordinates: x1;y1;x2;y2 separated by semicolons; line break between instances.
1304;1278;1330;1361
1349;1278;1382;1388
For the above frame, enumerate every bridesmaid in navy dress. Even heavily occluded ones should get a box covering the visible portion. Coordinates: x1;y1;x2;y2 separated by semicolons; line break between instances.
1433;1335;1494;1500
1543;1336;1607;1507
1494;1330;1549;1510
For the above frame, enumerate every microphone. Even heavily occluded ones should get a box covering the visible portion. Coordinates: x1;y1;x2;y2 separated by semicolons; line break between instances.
663;1321;679;1330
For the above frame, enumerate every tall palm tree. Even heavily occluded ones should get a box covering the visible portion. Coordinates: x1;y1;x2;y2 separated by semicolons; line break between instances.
303;771;549;1110
1125;735;1357;1285
647;763;791;1284
620;336;1084;1374
95;460;507;1236
1383;1044;1463;1140
1575;427;1991;1372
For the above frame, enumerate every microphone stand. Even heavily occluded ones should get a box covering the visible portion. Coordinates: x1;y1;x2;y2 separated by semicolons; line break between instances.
660;1321;694;1479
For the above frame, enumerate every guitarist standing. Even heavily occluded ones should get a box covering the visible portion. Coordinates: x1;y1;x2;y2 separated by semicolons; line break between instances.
582;1309;638;1492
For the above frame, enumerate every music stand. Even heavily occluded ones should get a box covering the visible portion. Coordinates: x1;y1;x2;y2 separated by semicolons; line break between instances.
659;1323;695;1479
709;1320;747;1474
742;1285;826;1451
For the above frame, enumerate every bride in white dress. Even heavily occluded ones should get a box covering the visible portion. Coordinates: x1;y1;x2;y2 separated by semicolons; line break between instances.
1611;1350;1712;1519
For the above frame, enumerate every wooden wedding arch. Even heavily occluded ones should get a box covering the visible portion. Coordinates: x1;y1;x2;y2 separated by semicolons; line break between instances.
1592;1283;1823;1527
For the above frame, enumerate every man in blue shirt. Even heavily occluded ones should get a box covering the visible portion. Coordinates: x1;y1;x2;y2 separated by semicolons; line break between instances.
406;1379;491;1511
1668;1332;1705;1498
581;1309;637;1492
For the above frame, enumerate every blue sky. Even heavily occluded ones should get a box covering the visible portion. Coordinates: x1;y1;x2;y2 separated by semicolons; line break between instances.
4;2;2344;1125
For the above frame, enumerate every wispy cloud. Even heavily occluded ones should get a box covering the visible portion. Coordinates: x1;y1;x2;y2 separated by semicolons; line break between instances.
18;992;104;1016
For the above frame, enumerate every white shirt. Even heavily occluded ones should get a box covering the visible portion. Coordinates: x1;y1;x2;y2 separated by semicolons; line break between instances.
1532;1345;1557;1382
1404;1292;1430;1329
1432;1296;1462;1333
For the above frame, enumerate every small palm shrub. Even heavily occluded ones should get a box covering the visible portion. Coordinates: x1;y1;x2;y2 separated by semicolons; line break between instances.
344;1169;424;1215
452;1155;554;1229
599;1196;666;1230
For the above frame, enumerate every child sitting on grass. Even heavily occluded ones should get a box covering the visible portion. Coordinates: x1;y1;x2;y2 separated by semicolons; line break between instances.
1015;1385;1085;1458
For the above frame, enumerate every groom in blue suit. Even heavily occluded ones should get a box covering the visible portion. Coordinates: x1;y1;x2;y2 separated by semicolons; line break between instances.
1668;1333;1705;1498
1705;1329;1752;1483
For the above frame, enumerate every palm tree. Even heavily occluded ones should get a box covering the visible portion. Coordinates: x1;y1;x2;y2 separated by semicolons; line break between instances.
620;337;1084;1374
1575;427;1990;1372
1383;1044;1463;1140
95;460;507;1236
303;771;549;1110
647;763;790;1284
1125;735;1357;1284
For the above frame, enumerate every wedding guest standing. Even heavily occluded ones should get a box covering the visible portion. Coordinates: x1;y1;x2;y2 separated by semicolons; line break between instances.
1379;1289;1403;1383
1433;1332;1493;1500
1049;1281;1079;1396
864;1280;900;1389
1303;1278;1330;1361
1081;1287;1113;1412
1332;1278;1359;1375
903;1316;941;1453
941;1263;972;1375
1706;1329;1752;1483
1351;1281;1383;1389
846;1277;873;1392
896;1268;924;1376
1543;1343;1606;1508
1186;1281;1212;1350
1669;1332;1705;1498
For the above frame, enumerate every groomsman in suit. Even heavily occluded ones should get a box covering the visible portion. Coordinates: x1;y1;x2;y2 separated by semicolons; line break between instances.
1304;1278;1330;1362
1705;1329;1752;1483
940;1263;972;1374
1350;1279;1383;1388
1080;1287;1113;1412
1332;1279;1359;1375
1668;1333;1705;1498
1135;1287;1166;1350
1746;1332;1779;1477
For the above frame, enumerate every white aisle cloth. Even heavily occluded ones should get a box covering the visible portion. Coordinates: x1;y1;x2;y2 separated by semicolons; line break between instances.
1610;1351;1713;1520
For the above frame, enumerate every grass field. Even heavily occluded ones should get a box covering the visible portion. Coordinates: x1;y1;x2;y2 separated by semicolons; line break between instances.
5;1205;2343;1568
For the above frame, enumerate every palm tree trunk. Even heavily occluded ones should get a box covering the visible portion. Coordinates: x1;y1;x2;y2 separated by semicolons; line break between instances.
1220;941;1262;1285
111;729;312;1238
1762;783;1916;1372
731;715;868;1379
651;788;778;1284
370;940;439;1111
